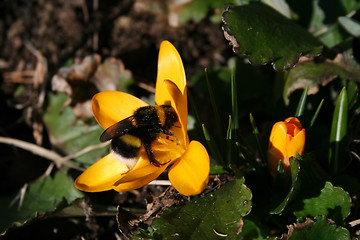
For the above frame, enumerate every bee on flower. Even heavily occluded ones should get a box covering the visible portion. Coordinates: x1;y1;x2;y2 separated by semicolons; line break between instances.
74;41;210;196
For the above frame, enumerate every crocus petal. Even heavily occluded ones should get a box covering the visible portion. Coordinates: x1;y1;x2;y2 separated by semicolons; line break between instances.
162;80;189;145
115;154;169;184
267;122;287;176
152;136;186;160
168;141;210;196
112;144;178;191
283;117;305;161
269;122;287;159
155;41;187;102
286;128;306;158
114;135;185;183
267;117;306;178
113;165;169;192
75;153;129;192
92;91;148;129
155;41;188;146
285;117;303;131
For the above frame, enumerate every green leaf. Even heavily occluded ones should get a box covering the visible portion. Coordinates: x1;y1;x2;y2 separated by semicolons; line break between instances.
209;165;226;175
308;0;326;34
302;0;354;48
225;115;235;170
287;216;350;240
179;0;240;24
346;80;358;107
230;69;239;131
202;124;225;168
204;68;225;143
340;0;360;13
295;83;309;118
189;87;225;167
0;172;84;235
222;3;323;71
262;0;291;18
152;178;252;240
338;16;360;37
43;93;108;166
249;113;265;161
318;24;349;48
331;88;348;142
283;59;360;105
224;69;239;170
178;0;210;24
237;217;269;239
293;182;351;224
310;99;324;128
270;157;301;214
329;87;348;176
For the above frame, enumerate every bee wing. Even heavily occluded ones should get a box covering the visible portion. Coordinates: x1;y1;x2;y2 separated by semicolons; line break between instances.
99;116;136;142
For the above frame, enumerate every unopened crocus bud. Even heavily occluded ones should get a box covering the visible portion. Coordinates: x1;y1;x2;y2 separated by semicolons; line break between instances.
267;117;305;178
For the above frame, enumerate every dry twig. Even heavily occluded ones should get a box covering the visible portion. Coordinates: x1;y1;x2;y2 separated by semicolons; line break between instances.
0;136;109;171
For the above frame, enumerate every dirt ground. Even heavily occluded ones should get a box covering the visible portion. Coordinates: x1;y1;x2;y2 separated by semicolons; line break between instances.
0;0;230;84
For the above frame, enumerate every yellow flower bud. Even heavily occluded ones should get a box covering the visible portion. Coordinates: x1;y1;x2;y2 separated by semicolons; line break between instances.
267;117;305;178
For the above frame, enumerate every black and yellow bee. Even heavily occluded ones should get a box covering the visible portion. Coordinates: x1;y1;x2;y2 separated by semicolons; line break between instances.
100;105;178;167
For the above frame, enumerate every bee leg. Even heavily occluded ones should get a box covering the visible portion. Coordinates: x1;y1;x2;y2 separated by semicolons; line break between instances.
144;142;161;167
161;129;180;144
162;129;174;136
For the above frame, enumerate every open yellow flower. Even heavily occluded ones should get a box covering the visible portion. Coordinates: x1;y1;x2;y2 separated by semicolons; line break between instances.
267;117;305;178
75;41;210;196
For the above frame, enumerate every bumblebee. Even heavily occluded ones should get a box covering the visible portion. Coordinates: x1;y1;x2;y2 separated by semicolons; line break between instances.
100;105;178;167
